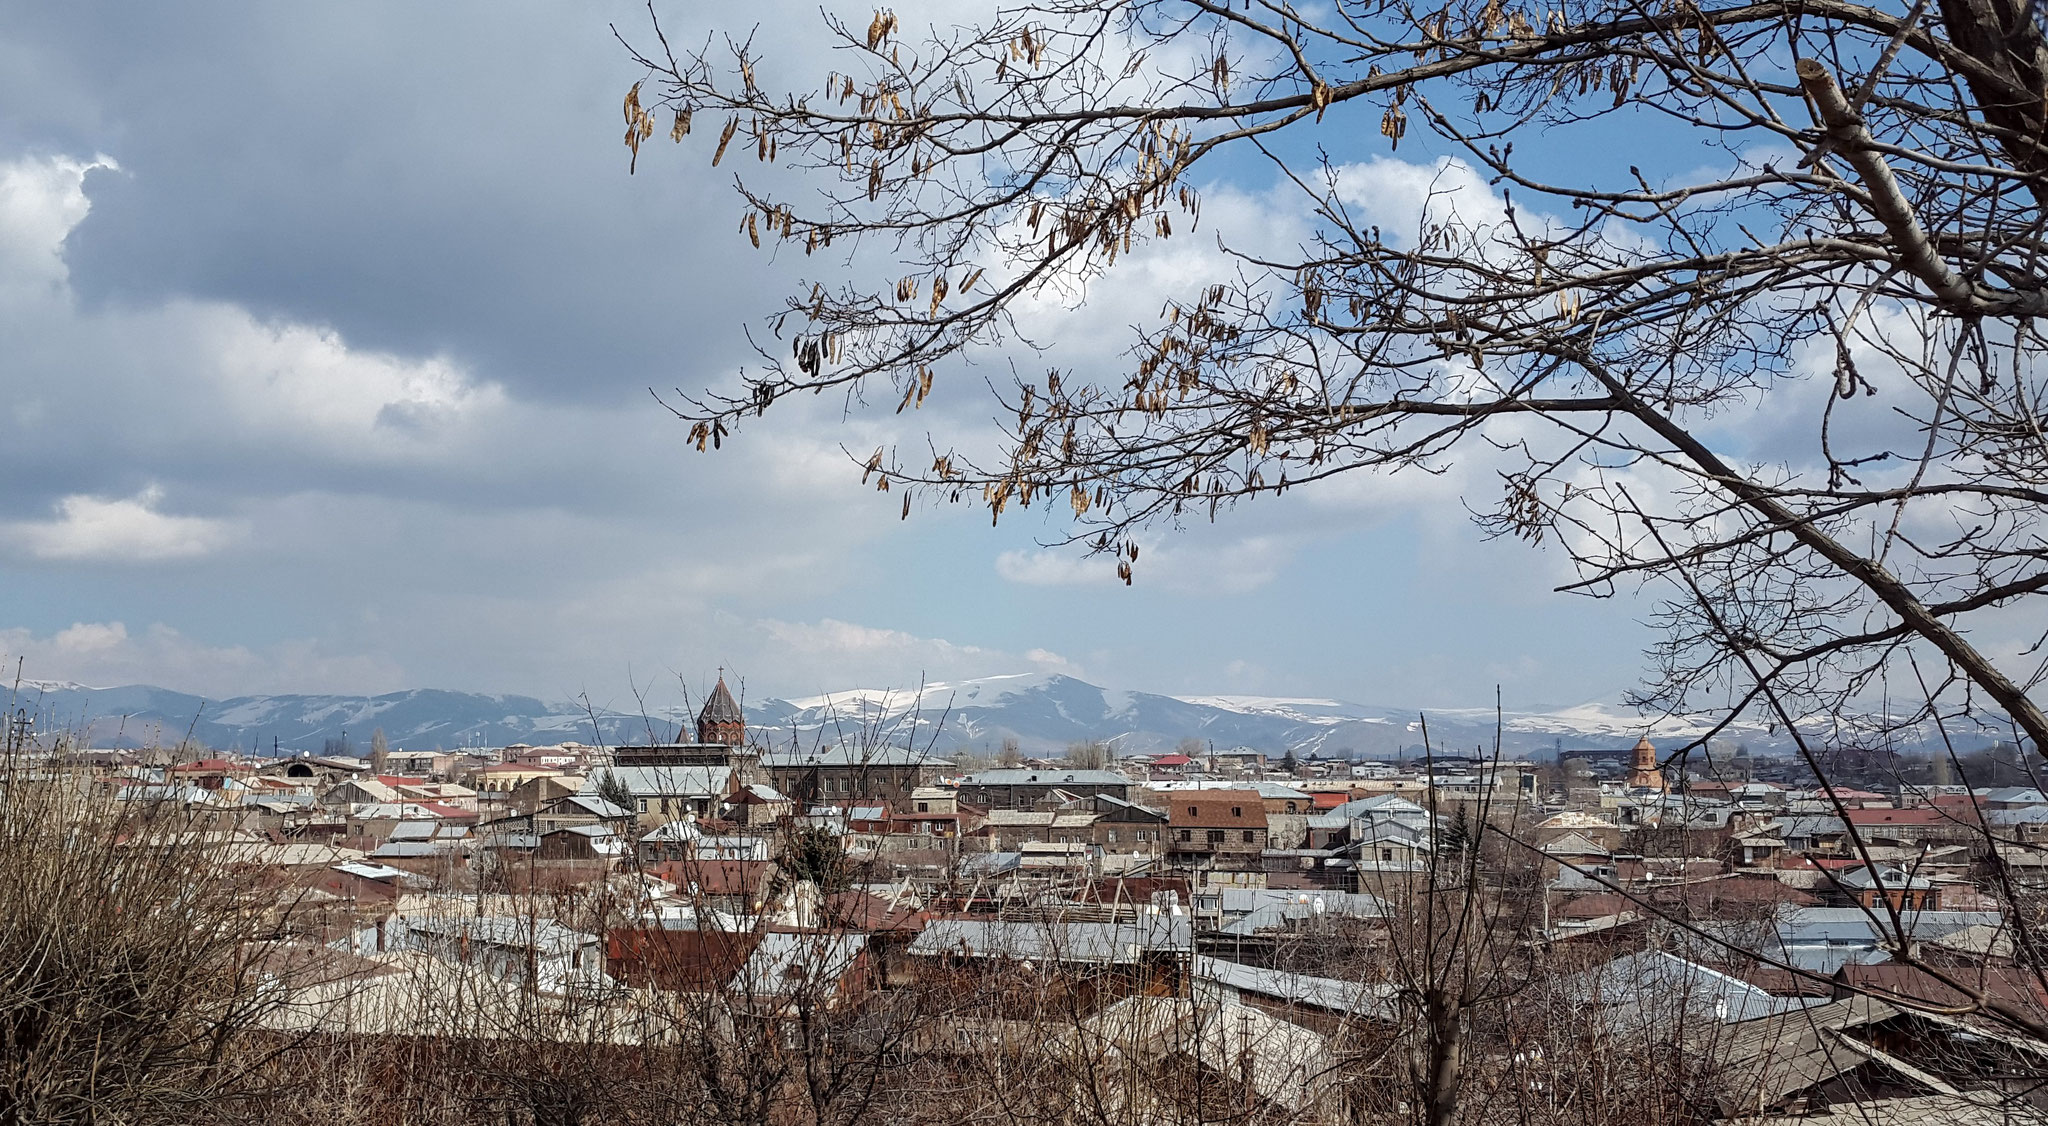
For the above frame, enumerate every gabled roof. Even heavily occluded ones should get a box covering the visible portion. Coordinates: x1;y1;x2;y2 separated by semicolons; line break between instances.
1838;864;1936;890
730;783;788;804
554;793;632;819
1542;831;1612;858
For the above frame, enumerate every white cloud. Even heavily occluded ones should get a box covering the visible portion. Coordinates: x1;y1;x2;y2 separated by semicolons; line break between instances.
0;621;405;697
998;534;1291;595
0;152;115;295
4;485;241;562
748;617;1086;693
0;154;510;473
995;548;1116;588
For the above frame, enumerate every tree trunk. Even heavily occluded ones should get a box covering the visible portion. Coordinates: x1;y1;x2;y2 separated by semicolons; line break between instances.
1424;987;1464;1126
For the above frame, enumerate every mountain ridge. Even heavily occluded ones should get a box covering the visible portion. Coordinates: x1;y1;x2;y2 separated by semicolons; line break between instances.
3;672;1974;759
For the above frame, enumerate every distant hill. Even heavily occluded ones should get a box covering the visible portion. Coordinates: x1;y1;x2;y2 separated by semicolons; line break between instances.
3;672;1977;759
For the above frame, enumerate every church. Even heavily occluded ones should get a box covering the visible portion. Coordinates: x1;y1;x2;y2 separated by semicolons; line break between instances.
604;675;763;823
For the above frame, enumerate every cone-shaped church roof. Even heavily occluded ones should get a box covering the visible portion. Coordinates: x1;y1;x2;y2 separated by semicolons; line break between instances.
699;676;744;727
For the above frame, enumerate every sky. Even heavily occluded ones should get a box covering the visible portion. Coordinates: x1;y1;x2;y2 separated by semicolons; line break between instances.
0;1;1675;711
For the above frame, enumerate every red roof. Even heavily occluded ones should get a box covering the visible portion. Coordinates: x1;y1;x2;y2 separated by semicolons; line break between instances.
648;859;771;898
417;802;476;821
1554;892;1631;919
827;891;929;932
1153;754;1193;766
1310;792;1351;809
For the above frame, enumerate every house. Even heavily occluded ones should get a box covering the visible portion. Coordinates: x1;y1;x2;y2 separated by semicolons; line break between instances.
168;758;254;791
1083;994;1336;1115
384;915;607;993
978;809;1099;851
1827;864;1946;911
1305;793;1432;850
1339;820;1433;876
636;820;772;864
317;861;413;905
722;782;793;828
1091;794;1169;853
1844;807;1968;845
607;928;763;992
504;773;582;814
1152;781;1315;846
322;777;400;807
727;932;871;1016
760;746;948;811
1167;791;1269;872
597;764;735;826
534;792;633;833
1192;955;1394;1025
906;916;1193;1012
536;824;628;862
1539;831;1612;879
384;750;460;778
1198;887;1387;935
646;857;774;909
1978;786;2048;810
957;768;1132;810
908;786;956;814
465;763;564;794
266;755;370;784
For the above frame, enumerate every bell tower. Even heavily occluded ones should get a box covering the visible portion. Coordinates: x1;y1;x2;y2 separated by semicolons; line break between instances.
1626;735;1667;792
696;672;746;747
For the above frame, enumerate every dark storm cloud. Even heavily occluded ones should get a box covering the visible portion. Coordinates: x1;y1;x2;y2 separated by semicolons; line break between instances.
9;2;770;402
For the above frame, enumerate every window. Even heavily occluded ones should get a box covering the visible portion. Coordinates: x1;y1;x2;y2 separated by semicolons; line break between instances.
637;798;648;813
1380;848;1393;861
1188;806;1198;816
1207;829;1224;845
1230;806;1242;817
1287;802;1297;813
917;802;929;812
1179;829;1192;843
1242;830;1255;843
1107;830;1119;843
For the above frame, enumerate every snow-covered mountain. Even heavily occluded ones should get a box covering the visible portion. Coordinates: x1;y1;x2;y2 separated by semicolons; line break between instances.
4;671;1817;758
755;673;1777;758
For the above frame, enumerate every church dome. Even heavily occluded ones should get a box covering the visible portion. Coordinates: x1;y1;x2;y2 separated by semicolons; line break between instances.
697;675;745;745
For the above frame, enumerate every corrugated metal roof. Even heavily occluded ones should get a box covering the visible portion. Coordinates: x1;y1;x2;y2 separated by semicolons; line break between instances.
960;769;1129;786
908;917;1192;963
1194;956;1393;1018
603;765;730;797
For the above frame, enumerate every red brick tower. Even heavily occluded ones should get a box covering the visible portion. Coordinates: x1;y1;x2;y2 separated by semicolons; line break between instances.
696;673;746;746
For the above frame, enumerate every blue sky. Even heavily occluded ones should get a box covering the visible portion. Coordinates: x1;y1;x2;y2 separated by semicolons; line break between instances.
0;1;1670;709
